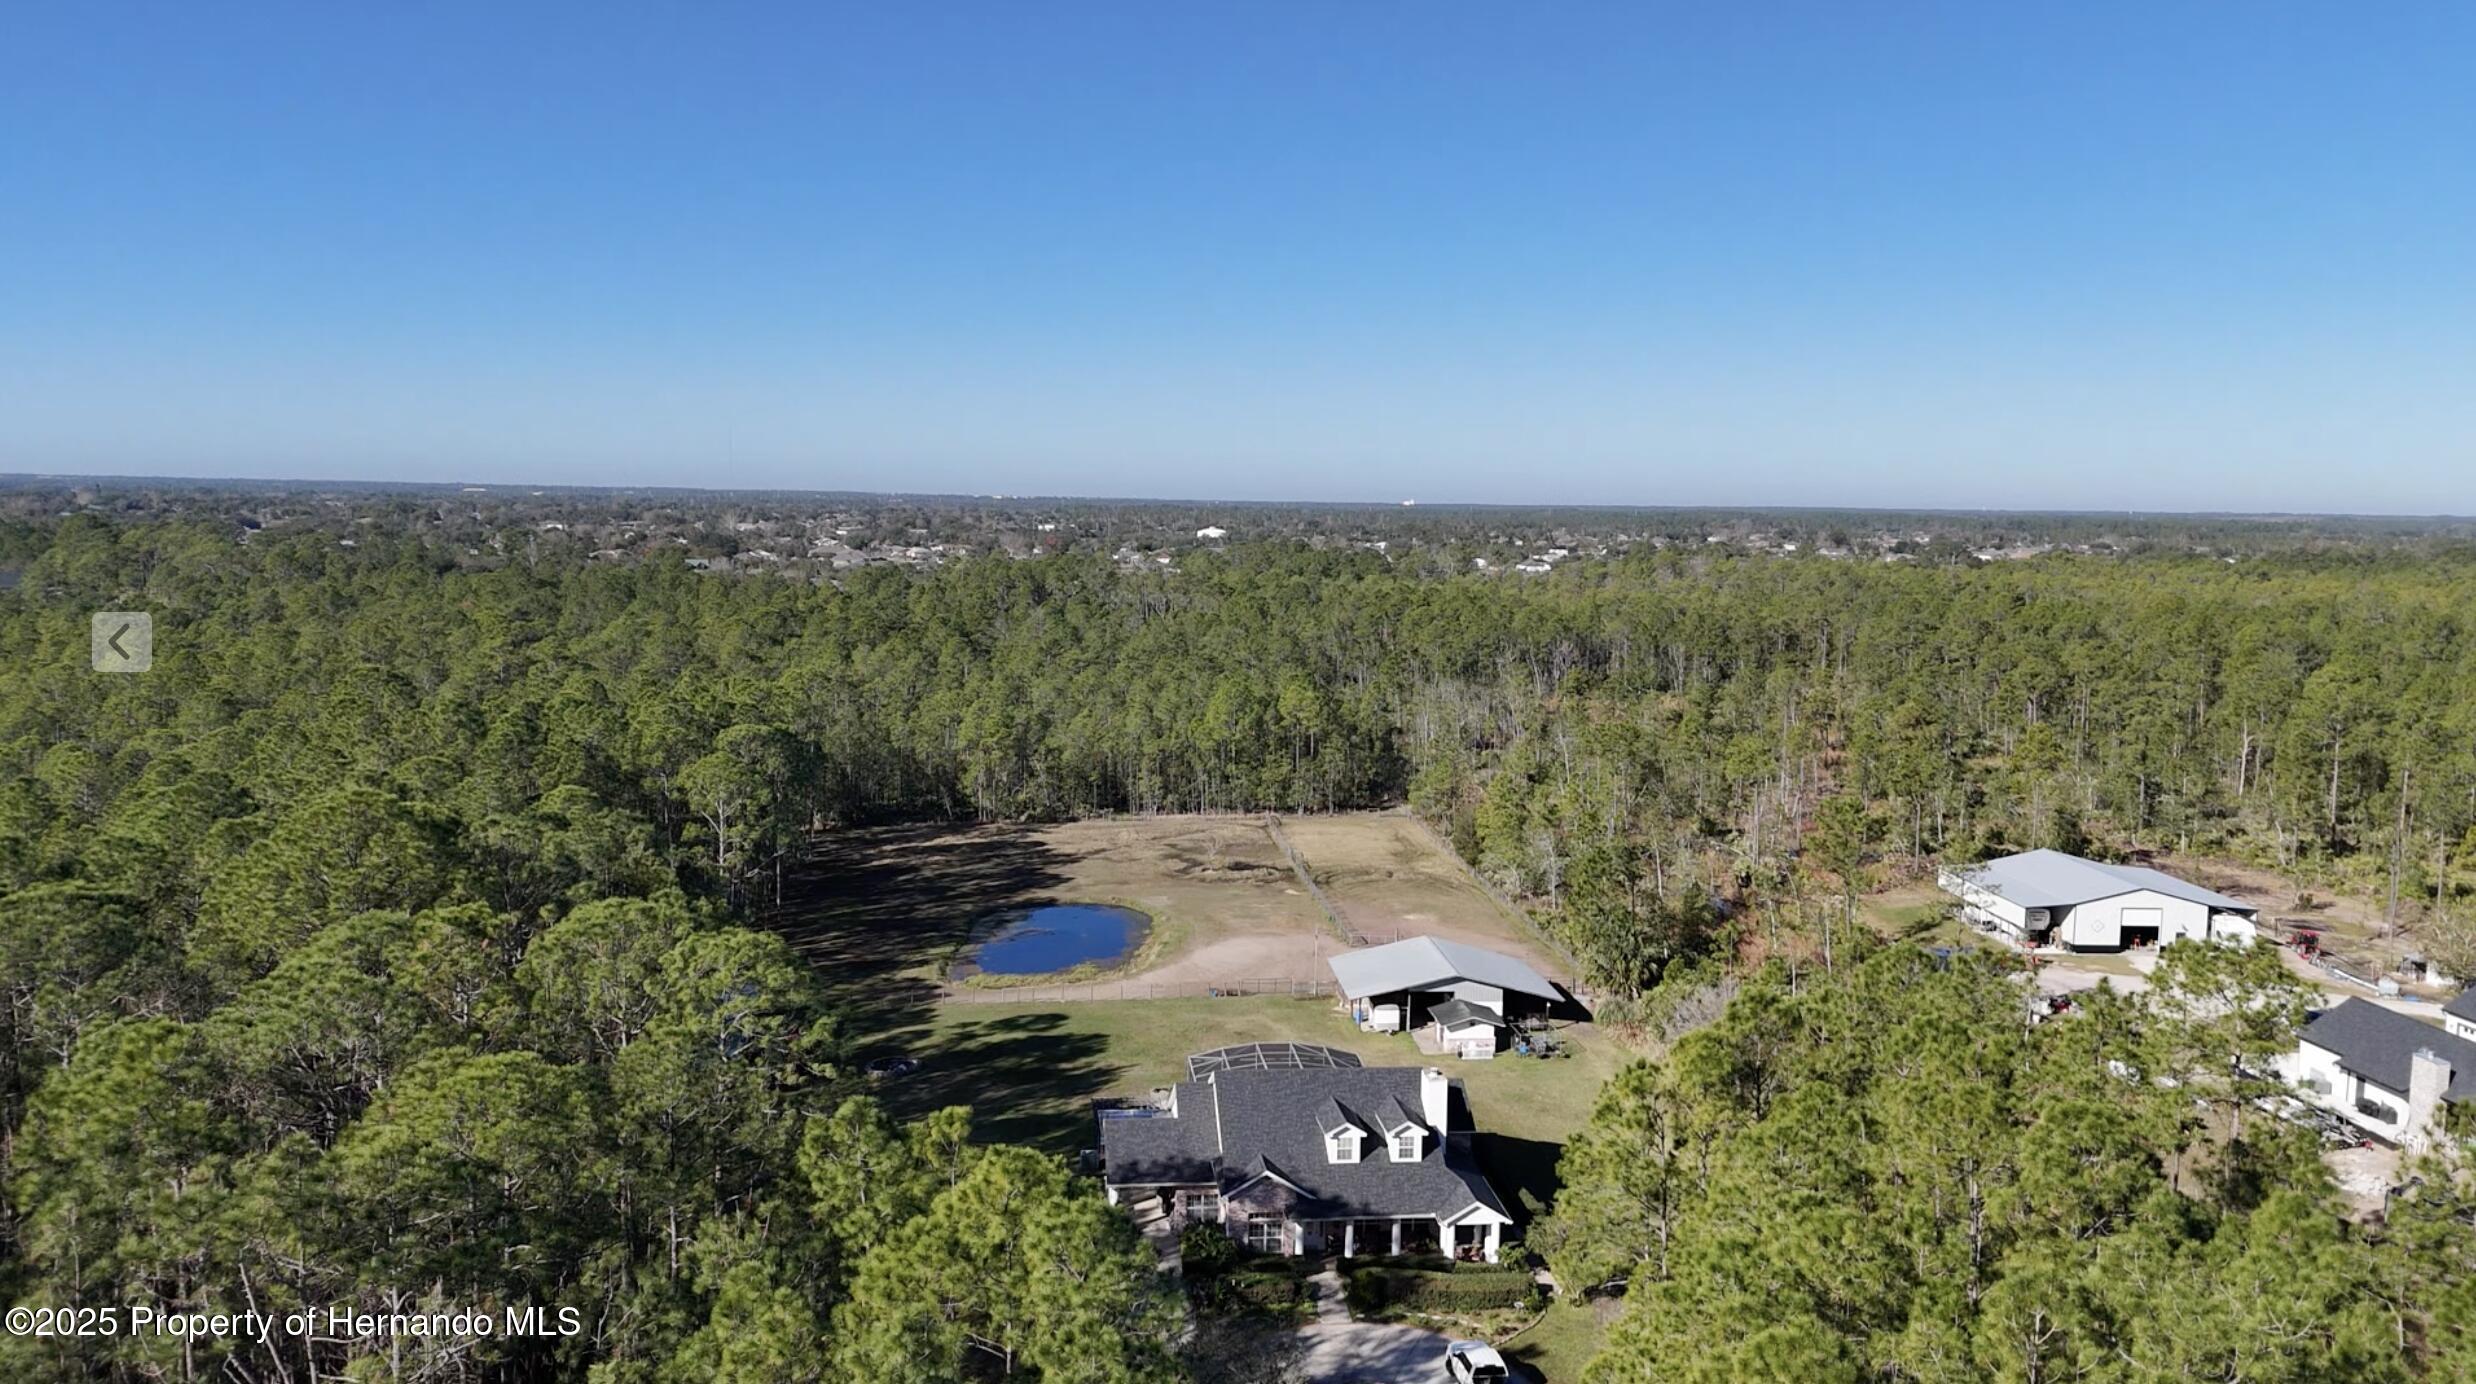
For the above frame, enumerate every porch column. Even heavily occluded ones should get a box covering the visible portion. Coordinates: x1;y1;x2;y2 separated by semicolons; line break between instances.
1484;1222;1501;1263
1391;1220;1403;1255
1343;1221;1356;1257
1442;1221;1456;1258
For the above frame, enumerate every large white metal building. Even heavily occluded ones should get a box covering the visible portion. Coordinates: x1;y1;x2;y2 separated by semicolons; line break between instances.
1937;849;2258;951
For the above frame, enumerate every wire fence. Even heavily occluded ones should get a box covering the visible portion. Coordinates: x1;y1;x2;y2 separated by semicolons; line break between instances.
1402;809;1584;977
1264;813;1365;945
944;977;1339;1005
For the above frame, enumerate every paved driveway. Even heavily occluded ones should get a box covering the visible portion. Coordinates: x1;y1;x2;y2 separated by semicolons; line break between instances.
1295;1321;1454;1383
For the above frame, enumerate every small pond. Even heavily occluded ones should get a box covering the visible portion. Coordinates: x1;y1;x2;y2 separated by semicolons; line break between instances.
965;903;1150;976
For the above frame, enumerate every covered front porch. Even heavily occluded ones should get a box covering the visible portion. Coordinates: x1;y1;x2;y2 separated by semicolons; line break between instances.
1284;1211;1506;1263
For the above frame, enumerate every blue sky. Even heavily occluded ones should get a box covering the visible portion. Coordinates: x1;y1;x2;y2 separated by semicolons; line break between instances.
4;3;2472;511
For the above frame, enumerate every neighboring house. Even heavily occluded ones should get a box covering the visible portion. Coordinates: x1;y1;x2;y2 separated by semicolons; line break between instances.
1937;849;2259;950
2445;986;2476;1045
2282;999;2474;1150
1327;936;1563;1054
1196;526;1229;539
1100;1060;1513;1261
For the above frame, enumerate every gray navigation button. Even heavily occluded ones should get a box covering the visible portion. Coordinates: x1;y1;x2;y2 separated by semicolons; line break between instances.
91;612;153;672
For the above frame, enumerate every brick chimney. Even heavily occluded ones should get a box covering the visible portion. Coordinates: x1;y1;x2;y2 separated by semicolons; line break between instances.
1420;1067;1450;1134
2405;1048;2453;1153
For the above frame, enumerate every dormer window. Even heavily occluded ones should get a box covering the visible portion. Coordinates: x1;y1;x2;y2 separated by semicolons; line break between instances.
1326;1129;1362;1164
1389;1128;1423;1162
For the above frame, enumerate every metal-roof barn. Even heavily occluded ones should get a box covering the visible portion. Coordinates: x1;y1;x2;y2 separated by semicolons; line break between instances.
1955;849;2254;912
1939;849;2259;951
1325;936;1560;1005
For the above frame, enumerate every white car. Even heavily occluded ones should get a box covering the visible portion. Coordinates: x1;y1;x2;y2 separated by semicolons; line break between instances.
1445;1340;1510;1383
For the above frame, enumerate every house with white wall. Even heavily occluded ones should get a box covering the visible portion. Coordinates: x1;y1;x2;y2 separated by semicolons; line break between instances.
2444;987;2476;1045
1100;1057;1513;1261
1937;849;2258;951
2281;998;2474;1150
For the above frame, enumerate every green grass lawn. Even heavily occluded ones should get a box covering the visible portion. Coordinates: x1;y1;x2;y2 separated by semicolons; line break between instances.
1861;895;1954;939
1503;1299;1615;1382
885;995;1631;1223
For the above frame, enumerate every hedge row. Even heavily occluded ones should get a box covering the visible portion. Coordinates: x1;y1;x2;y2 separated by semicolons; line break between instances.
1345;1265;1535;1315
1342;1253;1512;1275
1195;1268;1311;1318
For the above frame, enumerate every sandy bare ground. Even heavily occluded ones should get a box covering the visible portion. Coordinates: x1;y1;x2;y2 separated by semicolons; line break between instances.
768;812;1572;1012
1277;812;1568;981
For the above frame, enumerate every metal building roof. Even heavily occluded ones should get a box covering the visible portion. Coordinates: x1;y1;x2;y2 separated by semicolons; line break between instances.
1326;935;1561;1002
1953;849;2255;913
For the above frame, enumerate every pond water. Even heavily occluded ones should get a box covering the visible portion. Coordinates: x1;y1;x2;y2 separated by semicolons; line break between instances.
968;903;1150;975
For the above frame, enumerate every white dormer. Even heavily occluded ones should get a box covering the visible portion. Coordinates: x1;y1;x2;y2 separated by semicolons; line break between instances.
1320;1101;1366;1164
1379;1097;1429;1161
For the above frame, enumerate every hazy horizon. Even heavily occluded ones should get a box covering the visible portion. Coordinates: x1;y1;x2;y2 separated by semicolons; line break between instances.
13;469;2476;524
6;4;2473;511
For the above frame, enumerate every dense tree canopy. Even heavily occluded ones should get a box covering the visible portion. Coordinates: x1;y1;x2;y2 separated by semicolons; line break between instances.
3;511;2475;1378
1549;948;2476;1381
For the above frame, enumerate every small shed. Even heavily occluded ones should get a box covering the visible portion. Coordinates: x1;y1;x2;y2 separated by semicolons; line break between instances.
1427;998;1499;1060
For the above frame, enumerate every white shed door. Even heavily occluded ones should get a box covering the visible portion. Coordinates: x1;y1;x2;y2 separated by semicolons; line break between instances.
2122;907;2163;934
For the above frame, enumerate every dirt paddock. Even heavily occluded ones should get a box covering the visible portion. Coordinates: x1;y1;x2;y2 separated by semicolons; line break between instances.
768;811;1567;1023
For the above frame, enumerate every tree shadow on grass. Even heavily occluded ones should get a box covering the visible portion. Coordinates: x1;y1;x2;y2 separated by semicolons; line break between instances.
1474;1132;1567;1230
880;1010;1127;1157
760;823;1073;1042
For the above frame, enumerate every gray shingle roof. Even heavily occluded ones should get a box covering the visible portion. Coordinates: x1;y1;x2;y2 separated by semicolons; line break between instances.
2300;999;2476;1102
1099;1066;1506;1221
1377;1098;1424;1135
1955;849;2256;912
1327;936;1561;1002
1100;1092;1221;1184
1428;998;1500;1031
1213;1068;1504;1219
2444;986;2476;1024
1318;1098;1363;1137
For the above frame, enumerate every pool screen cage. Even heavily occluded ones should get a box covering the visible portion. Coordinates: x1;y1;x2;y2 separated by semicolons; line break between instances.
1187;1042;1366;1080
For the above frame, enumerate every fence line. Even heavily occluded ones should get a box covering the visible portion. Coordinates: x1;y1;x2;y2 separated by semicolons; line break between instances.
1400;809;1584;977
1264;813;1364;946
943;978;1338;1005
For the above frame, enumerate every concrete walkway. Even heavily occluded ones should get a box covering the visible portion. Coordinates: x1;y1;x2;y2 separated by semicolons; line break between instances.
1130;1201;1181;1274
1296;1320;1457;1383
1294;1263;1465;1382
1305;1266;1350;1325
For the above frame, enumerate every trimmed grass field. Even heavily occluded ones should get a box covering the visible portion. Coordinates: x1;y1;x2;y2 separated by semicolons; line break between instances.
1505;1299;1619;1382
1859;879;1955;940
